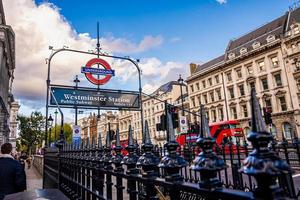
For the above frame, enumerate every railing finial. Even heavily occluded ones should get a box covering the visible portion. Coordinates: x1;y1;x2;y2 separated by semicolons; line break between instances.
241;88;292;199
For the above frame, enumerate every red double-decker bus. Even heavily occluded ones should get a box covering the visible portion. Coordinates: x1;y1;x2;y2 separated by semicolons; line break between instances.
176;120;244;148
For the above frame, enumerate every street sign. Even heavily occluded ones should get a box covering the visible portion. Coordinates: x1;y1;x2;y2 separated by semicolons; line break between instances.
72;125;81;145
50;86;140;109
82;58;115;85
72;125;81;138
180;116;188;133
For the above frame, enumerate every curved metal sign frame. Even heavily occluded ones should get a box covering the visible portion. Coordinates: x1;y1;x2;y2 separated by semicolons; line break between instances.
45;48;144;141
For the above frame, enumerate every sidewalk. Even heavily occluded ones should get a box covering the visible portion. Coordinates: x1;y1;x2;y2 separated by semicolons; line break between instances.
25;164;43;190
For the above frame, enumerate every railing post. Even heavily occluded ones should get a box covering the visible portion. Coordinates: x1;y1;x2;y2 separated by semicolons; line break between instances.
122;125;139;200
137;120;160;200
96;131;104;198
111;128;124;200
100;126;113;200
240;89;292;199
192;105;226;190
158;105;187;200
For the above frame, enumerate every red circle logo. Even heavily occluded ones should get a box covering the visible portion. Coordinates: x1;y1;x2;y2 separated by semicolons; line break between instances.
84;58;113;85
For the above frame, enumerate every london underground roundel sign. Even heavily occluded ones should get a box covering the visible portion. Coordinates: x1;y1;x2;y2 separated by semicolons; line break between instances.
81;58;115;85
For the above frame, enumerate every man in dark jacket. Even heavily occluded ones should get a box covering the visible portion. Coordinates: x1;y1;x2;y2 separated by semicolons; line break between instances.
0;143;26;200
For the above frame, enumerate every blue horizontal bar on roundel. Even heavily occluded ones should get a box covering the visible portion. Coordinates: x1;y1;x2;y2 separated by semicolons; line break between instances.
81;67;115;76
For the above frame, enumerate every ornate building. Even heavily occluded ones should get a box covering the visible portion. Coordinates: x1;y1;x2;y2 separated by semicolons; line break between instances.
78;111;118;144
118;81;188;145
0;1;15;145
9;101;19;152
187;6;300;140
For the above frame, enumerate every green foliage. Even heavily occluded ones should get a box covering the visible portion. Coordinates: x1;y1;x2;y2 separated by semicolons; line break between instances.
17;111;45;154
49;123;73;144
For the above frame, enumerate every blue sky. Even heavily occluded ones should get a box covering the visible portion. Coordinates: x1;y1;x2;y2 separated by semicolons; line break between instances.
3;0;298;119
36;0;296;63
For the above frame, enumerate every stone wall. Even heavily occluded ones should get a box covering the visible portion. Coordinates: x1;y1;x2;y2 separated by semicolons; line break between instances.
33;155;44;176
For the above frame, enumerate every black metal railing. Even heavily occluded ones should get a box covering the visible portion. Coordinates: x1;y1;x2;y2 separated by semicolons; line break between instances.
43;90;298;199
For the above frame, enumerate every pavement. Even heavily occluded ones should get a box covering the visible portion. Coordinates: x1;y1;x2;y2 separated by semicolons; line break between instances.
25;164;43;190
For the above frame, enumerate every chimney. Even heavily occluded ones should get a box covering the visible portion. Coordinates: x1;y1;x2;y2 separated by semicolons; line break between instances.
190;63;198;74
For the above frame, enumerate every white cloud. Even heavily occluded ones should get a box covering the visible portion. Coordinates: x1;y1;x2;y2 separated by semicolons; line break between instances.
3;0;163;112
170;37;181;43
216;0;227;4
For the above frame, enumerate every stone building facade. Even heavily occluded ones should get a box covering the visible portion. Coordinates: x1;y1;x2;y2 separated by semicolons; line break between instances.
186;7;300;140
118;81;188;146
78;111;118;144
0;1;15;145
9;101;19;152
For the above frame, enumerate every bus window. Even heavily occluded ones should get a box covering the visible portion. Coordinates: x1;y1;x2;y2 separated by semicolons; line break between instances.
229;124;241;129
221;124;230;130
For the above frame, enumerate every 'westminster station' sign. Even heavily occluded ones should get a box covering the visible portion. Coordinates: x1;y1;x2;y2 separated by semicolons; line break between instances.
50;87;140;109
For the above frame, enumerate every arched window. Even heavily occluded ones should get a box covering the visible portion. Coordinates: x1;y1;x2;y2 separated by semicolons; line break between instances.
240;47;247;54
270;124;277;138
266;35;275;43
282;122;292;139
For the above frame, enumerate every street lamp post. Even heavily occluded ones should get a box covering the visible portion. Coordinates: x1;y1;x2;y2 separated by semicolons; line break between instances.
47;114;54;146
74;75;80;125
178;75;185;117
54;109;58;143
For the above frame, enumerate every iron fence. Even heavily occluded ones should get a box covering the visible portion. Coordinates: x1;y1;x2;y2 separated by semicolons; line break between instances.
43;90;298;199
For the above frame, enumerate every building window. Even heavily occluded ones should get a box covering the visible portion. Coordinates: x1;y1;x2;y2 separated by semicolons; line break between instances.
240;47;247;54
208;78;213;86
228;53;235;59
196;82;200;90
228;87;234;99
271;124;277;137
203;94;208;104
226;72;232;82
258;60;265;72
270;56;279;68
196;96;201;105
190;85;194;93
218;108;224;120
236;68;242;79
211;110;216;122
230;106;237;119
191;97;195;107
216;89;222;100
210;92;215;102
266;35;275;43
274;73;282;87
241;104;248;118
202;80;206;88
215;75;219;84
279;96;287;111
247;65;254;74
294;25;300;34
205;111;209;121
252;42;260;49
249;81;256;92
261;77;269;90
282;122;292;139
239;84;245;96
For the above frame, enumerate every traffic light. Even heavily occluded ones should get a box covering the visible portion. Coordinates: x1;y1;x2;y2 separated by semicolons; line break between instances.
190;124;199;135
263;107;272;125
156;114;167;131
167;105;179;128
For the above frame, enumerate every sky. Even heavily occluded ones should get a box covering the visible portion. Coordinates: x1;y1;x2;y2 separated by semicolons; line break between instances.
2;0;298;121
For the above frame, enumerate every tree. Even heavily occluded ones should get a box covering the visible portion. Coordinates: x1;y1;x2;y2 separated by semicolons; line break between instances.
49;123;73;144
17;111;45;155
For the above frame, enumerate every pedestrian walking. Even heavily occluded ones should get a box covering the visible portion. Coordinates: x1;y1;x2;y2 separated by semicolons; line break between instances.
0;143;26;200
